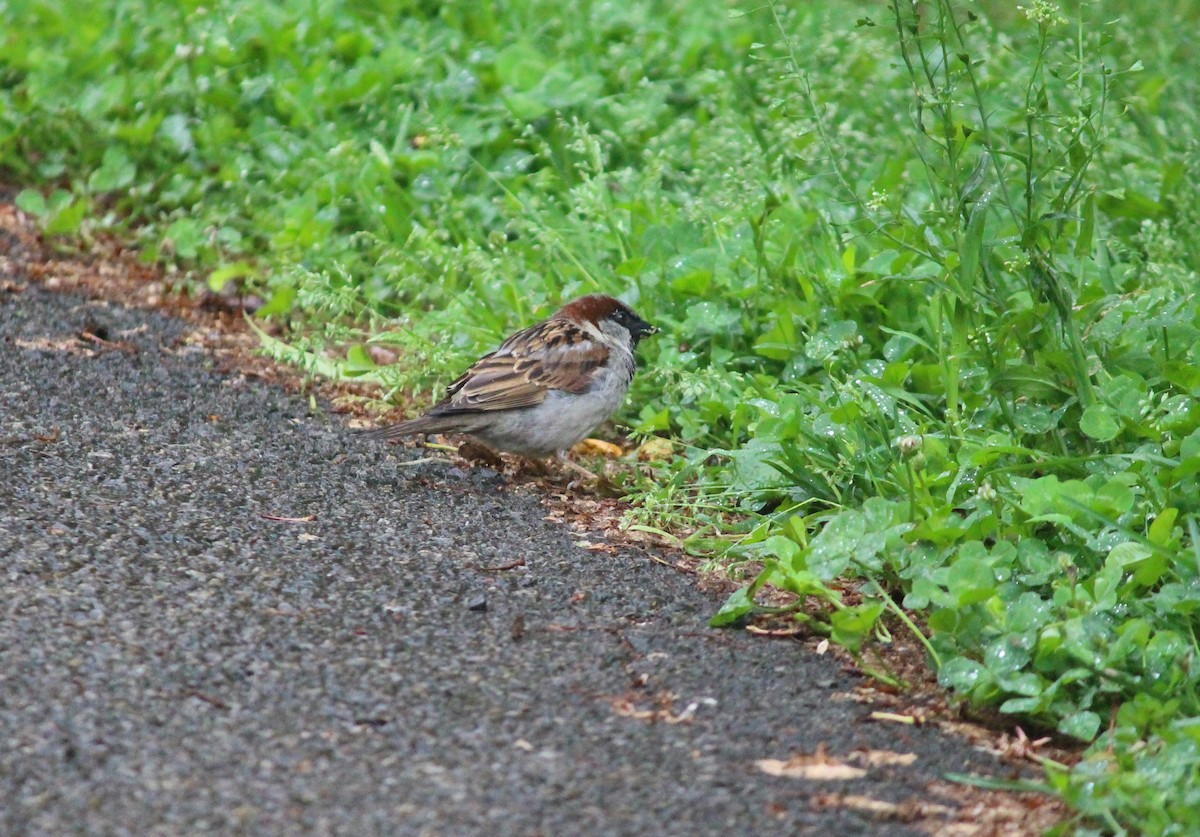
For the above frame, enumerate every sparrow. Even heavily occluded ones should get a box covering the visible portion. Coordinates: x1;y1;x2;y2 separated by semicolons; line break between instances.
362;294;657;470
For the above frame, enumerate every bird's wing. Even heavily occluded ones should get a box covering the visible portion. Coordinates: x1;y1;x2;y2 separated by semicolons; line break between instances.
437;318;609;413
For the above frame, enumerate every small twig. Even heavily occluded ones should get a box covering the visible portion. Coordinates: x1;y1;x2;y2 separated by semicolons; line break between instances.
354;717;389;728
78;330;137;354
259;513;316;523
393;457;445;467
645;553;697;574
184;689;229;710
868;711;919;725
475;558;526;572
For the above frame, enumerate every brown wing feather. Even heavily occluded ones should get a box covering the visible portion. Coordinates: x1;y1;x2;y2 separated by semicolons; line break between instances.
435;318;609;414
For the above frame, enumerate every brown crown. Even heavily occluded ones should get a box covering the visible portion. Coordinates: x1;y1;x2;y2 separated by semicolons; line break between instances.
556;294;627;324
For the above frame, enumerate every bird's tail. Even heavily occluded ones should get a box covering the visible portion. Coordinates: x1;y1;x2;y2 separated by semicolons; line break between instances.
358;413;471;443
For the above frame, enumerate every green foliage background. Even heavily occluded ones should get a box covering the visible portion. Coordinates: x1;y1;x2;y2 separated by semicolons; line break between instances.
4;0;1200;830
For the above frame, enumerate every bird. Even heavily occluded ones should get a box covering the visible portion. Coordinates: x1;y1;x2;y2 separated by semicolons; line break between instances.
361;294;657;475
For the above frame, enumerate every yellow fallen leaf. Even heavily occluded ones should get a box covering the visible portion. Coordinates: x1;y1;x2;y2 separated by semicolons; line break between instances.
573;438;624;457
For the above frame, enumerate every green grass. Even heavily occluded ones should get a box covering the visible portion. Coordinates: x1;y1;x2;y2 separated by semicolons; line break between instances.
4;0;1200;830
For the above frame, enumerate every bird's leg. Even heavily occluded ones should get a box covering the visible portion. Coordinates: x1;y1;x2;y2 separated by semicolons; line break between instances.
555;450;598;488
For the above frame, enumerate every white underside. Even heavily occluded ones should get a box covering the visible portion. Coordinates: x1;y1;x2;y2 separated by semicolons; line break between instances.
470;351;635;457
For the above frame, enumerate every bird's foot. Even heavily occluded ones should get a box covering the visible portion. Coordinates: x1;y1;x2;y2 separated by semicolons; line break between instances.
555;451;599;489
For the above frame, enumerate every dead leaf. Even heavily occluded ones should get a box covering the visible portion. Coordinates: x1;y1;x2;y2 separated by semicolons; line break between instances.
573;539;615;553
365;345;399;366
635;437;674;461
15;336;97;356
982;725;1057;766
811;793;958;822
850;749;918;767
756;744;867;780
746;624;805;638
816;794;902;815
609;692;695;724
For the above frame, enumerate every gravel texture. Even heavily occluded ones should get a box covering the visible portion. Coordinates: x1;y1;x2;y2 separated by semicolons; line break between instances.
1;280;1015;836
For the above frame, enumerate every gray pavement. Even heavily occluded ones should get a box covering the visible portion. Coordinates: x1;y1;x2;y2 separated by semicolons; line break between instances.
0;277;1018;835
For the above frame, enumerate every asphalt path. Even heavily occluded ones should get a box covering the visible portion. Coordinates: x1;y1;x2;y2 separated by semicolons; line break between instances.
0;274;1030;835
